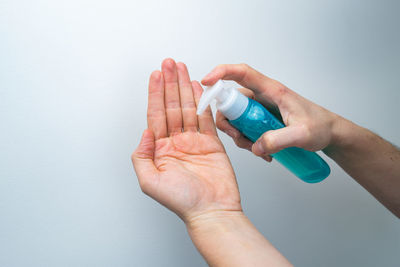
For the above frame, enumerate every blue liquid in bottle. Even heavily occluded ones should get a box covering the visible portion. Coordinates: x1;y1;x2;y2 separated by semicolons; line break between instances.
229;98;330;183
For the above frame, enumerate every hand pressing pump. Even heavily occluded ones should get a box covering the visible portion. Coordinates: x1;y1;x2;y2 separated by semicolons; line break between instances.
197;80;331;183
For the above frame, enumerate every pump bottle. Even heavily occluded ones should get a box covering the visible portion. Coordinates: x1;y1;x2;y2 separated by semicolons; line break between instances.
196;80;330;183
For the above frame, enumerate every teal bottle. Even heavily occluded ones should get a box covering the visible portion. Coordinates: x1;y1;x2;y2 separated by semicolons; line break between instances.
196;80;330;183
229;98;330;183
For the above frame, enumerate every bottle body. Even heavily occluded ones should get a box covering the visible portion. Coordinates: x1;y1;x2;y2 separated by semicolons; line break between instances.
229;98;330;183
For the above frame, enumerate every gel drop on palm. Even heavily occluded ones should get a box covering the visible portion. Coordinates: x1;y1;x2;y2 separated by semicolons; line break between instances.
196;80;330;183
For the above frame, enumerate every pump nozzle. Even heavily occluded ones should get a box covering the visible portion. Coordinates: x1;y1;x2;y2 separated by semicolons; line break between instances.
196;80;227;115
196;80;249;120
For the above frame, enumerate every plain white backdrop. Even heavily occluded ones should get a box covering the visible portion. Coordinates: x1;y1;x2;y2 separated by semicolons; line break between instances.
1;0;399;266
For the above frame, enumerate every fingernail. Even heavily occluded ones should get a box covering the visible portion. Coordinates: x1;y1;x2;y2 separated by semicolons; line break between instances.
253;141;266;156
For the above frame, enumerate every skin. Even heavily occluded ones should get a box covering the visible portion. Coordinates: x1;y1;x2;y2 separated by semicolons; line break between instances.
131;59;292;266
203;63;400;218
132;60;399;266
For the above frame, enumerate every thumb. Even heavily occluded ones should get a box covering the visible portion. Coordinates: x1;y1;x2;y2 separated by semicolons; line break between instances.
131;129;158;193
252;126;309;156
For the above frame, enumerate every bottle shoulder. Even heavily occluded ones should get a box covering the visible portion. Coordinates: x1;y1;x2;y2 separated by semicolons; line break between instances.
234;98;274;122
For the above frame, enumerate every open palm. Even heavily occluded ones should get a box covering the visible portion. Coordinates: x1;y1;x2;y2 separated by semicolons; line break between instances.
132;59;241;222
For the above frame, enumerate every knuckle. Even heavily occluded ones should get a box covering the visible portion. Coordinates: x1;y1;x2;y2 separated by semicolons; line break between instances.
238;63;255;83
298;124;312;147
239;63;250;70
271;81;290;105
131;151;137;162
276;85;288;99
239;63;250;78
147;109;165;119
132;147;146;160
181;101;196;109
216;64;226;72
263;134;276;151
277;85;288;96
165;98;181;108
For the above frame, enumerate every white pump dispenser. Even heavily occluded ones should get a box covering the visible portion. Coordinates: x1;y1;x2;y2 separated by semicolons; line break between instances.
196;80;249;120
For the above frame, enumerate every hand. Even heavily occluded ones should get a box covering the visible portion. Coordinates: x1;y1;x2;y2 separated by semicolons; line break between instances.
131;59;241;223
202;64;341;161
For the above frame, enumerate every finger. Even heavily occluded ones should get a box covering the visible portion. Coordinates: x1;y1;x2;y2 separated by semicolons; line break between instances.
215;111;272;161
147;70;167;139
261;155;273;162
232;134;253;151
161;58;183;135
238;87;255;99
215;111;252;151
131;129;158;195
201;64;285;105
176;62;198;132
252;125;310;156
216;111;241;137
192;80;217;135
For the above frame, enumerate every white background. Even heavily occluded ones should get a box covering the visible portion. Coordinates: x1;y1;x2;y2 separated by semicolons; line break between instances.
1;0;399;266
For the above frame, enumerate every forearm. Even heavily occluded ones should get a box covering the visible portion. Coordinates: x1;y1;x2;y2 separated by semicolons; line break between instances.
186;211;292;267
323;116;400;217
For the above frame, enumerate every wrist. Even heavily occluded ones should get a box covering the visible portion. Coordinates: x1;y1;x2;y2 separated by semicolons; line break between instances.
323;114;360;157
186;210;247;233
185;210;250;250
185;210;292;267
